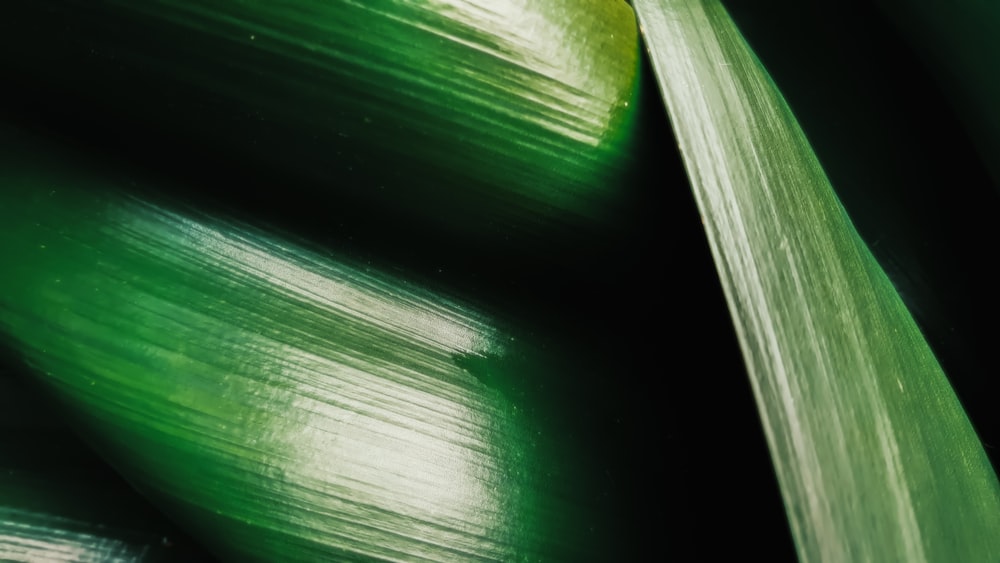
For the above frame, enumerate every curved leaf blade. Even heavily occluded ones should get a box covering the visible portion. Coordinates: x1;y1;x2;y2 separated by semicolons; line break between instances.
633;1;1000;561
0;137;607;562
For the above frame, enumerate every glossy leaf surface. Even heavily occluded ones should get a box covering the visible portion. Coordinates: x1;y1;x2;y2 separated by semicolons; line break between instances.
0;131;628;561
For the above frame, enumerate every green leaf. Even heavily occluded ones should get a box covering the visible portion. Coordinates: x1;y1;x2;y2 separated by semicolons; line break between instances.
0;0;641;241
0;125;636;562
0;364;215;561
633;1;1000;561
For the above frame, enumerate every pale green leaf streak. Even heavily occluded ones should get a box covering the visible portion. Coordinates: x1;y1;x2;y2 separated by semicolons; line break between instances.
633;1;1000;561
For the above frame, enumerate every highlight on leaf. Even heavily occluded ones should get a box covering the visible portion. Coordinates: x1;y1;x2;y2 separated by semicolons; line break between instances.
0;133;615;561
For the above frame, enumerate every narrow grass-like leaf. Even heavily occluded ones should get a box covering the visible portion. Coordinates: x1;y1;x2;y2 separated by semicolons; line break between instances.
721;3;1000;468
0;126;627;562
633;1;1000;561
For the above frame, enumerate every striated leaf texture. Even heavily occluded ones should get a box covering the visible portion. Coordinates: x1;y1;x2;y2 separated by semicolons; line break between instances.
0;366;216;561
633;1;1000;561
0;0;641;242
0;130;617;562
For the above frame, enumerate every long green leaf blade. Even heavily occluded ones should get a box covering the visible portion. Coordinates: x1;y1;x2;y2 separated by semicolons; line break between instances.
633;1;1000;561
0;131;618;561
